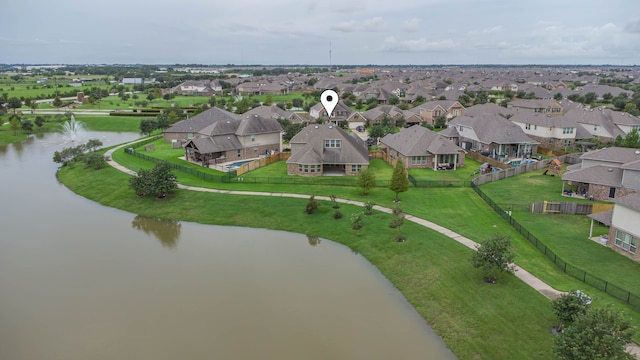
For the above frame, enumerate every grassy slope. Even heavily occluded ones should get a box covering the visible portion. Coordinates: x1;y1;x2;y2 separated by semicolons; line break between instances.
58;164;555;359
109;144;640;344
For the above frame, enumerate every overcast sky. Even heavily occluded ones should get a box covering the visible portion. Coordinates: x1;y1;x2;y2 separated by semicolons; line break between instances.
1;0;639;65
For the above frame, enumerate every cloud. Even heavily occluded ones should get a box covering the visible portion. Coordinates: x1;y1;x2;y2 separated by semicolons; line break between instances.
625;18;640;33
402;18;420;32
331;16;387;32
382;36;456;52
467;25;503;35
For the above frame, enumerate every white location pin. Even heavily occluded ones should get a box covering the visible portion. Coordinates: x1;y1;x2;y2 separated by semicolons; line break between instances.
320;89;339;118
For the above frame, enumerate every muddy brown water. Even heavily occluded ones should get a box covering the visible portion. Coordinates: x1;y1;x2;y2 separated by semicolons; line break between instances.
0;132;456;359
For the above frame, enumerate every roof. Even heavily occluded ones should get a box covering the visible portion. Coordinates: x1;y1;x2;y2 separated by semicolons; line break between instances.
165;107;240;134
184;135;243;154
287;124;369;165
580;147;640;165
236;114;283;136
613;192;640;212
510;112;576;128
587;210;613;226
464;103;515;118
562;165;623;187
381;125;464;156
243;105;293;120
448;114;539;145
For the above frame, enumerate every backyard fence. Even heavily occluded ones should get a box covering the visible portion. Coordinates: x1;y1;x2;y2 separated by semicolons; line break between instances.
235;152;291;176
530;201;614;215
472;159;551;186
125;149;235;183
471;183;640;310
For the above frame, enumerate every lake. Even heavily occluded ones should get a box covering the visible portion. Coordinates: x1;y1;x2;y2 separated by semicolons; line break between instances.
0;131;456;359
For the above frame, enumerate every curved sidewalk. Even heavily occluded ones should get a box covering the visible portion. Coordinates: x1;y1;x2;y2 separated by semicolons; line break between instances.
104;141;639;357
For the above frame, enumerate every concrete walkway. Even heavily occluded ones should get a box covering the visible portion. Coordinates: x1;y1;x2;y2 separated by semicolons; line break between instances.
103;139;640;358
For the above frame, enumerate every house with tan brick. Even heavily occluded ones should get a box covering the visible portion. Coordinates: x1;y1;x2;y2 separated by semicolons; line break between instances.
607;193;640;261
286;124;369;176
163;107;282;165
380;126;465;170
562;147;640;201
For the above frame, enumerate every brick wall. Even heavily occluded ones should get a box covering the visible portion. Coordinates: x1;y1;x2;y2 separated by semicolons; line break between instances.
587;184;638;201
606;227;640;261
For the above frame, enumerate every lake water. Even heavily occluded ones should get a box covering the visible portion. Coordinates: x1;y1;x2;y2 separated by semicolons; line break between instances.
0;131;456;359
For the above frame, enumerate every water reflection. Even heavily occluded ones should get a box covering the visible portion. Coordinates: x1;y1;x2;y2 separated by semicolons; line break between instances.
307;234;321;247
10;136;34;159
131;215;182;249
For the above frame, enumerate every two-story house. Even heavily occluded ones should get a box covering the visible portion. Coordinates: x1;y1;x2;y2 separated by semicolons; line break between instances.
286;124;369;176
507;99;564;116
562;147;640;201
510;112;578;149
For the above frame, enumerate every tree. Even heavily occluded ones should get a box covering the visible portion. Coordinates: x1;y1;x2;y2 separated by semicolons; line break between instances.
434;115;447;129
388;96;400;105
364;201;375;215
356;168;376;195
20;119;33;133
584;92;598;104
304;195;319;214
129;161;177;198
7;97;22;112
155;114;170;130
622;129;640;148
389;160;409;202
52;96;63;108
554;93;563;100
552;290;592;330
351;212;364;230
34;116;45;130
369;124;386;139
263;94;273;106
82;152;107;170
9;117;20;135
602;92;613;103
471;234;516;283
292;98;303;108
389;206;405;242
85;138;103;152
553;306;636;360
623;102;639;116
139;119;158;136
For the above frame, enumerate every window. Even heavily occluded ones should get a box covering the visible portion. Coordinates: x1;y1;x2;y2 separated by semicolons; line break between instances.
609;187;616;198
534;108;542;113
298;164;302;172
615;230;638;254
454;109;460;116
434;110;441;117
351;164;362;172
562;127;574;134
251;134;255;142
458;125;463;132
594;125;599;131
632;125;640;131
411;156;427;165
237;149;241;157
552;107;561;113
564;139;572;147
324;139;341;148
322;111;328;117
525;123;531;130
317;164;321;172
534;125;538;130
187;133;193;139
253;147;258;152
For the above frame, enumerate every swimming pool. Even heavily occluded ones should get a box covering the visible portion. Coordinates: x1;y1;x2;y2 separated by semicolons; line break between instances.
224;159;256;169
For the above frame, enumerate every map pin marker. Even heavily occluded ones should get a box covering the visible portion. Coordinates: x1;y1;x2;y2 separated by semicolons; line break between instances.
321;89;339;118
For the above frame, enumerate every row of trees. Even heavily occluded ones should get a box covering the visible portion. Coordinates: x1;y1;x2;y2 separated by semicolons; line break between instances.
52;139;106;169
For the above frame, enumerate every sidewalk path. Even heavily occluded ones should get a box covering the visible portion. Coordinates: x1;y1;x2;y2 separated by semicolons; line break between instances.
104;139;640;357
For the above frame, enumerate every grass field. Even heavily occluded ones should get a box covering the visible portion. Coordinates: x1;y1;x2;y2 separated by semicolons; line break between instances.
108;140;640;345
57;163;559;359
480;170;640;296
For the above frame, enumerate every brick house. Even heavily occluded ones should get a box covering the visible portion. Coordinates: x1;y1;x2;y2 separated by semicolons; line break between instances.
380;126;465;170
164;107;282;164
607;193;640;261
562;147;640;201
286;124;369;176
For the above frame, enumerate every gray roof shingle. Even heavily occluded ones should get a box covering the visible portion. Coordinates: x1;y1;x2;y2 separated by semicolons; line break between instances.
381;125;463;156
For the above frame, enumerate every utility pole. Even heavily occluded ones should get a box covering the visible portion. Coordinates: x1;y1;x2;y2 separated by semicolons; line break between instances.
329;41;332;71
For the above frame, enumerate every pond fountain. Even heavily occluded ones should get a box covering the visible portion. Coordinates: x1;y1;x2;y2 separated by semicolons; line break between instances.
58;115;86;142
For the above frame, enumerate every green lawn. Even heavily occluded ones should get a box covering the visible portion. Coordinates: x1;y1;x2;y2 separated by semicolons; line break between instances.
409;158;483;180
57;163;558;359
109;143;640;345
480;171;640;296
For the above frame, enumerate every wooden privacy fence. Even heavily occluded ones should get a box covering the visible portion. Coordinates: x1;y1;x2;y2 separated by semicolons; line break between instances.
236;152;291;176
369;150;398;167
472;159;551;186
530;201;613;215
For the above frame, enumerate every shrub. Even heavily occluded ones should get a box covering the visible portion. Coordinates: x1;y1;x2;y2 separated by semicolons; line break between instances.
333;210;343;220
364;201;374;215
305;195;319;214
351;212;364;230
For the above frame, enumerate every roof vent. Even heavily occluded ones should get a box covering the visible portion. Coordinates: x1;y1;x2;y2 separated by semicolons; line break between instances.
329;125;333;129
608;168;613;172
635;150;640;155
314;125;319;128
227;136;230;140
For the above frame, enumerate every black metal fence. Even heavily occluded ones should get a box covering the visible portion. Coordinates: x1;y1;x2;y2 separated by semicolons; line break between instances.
124;145;468;188
471;183;640;310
